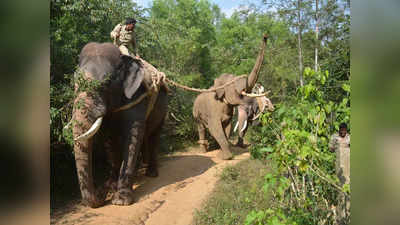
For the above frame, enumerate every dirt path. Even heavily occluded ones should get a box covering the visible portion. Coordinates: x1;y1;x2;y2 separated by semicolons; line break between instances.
51;147;250;225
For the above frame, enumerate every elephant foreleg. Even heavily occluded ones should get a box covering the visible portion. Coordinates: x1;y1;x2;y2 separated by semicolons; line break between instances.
237;124;248;148
112;121;145;206
208;121;233;160
224;122;232;140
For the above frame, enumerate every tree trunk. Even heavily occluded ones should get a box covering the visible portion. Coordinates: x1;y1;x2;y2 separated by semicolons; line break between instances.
297;0;304;87
314;0;319;72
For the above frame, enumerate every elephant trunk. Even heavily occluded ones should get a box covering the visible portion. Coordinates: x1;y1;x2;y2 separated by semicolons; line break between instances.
73;138;104;208
247;34;268;91
73;81;107;142
72;91;106;208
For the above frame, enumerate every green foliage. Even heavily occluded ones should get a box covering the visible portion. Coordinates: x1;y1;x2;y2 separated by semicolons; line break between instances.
163;70;200;143
141;0;217;78
51;0;144;78
74;70;112;94
50;74;75;147
193;159;271;225
211;10;298;99
245;208;298;225
50;69;114;148
248;68;350;224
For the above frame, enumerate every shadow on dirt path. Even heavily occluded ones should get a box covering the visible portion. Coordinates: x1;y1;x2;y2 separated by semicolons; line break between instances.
51;146;249;225
131;154;216;202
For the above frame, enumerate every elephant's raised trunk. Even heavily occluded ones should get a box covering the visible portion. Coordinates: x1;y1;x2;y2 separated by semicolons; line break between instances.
75;117;103;141
247;34;268;91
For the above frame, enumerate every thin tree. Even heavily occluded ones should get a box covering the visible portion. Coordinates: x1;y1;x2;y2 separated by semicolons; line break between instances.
314;0;319;71
297;0;304;86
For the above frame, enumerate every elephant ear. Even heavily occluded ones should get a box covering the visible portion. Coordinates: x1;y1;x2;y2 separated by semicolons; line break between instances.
215;87;225;100
121;55;144;99
234;78;248;94
214;77;225;100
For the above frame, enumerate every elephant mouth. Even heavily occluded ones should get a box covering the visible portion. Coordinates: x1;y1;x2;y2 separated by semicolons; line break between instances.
75;117;103;141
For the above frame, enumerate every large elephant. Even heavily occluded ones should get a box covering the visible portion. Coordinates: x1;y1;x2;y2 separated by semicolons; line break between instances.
193;35;268;160
72;42;168;208
233;94;274;147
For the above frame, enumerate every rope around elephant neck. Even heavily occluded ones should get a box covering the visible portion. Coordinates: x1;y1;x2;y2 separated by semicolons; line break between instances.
163;75;248;93
112;92;149;113
110;74;248;115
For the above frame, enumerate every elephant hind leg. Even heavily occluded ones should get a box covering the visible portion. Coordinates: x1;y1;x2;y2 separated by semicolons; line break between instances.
112;121;145;206
197;123;208;153
143;93;167;177
143;125;163;177
104;135;122;193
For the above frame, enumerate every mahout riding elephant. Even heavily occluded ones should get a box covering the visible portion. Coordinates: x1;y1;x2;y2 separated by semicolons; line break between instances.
233;94;274;147
72;42;167;208
193;35;269;160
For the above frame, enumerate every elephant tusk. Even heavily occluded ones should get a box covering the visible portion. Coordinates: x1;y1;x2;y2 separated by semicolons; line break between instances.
74;117;103;141
240;120;248;133
241;91;270;97
233;121;239;133
63;119;72;129
252;112;262;121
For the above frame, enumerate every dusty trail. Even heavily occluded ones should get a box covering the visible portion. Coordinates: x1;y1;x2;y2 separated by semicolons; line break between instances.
51;147;250;225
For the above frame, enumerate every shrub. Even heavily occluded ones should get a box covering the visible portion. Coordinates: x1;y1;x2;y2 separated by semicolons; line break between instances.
247;68;350;224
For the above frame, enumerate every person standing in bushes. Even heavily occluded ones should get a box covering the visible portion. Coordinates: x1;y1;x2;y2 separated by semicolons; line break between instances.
329;122;350;224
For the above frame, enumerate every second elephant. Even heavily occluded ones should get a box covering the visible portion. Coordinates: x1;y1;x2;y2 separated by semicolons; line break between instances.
193;35;269;159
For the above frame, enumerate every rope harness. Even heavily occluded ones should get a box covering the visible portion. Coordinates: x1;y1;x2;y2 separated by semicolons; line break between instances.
112;64;250;116
66;61;270;133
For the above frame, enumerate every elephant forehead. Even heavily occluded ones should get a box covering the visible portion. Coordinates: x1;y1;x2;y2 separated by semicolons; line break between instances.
80;42;121;67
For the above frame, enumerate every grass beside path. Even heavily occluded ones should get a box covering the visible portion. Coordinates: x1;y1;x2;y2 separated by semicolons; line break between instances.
193;158;270;225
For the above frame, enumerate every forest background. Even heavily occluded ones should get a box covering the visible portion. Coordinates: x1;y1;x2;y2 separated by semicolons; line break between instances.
50;0;350;224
